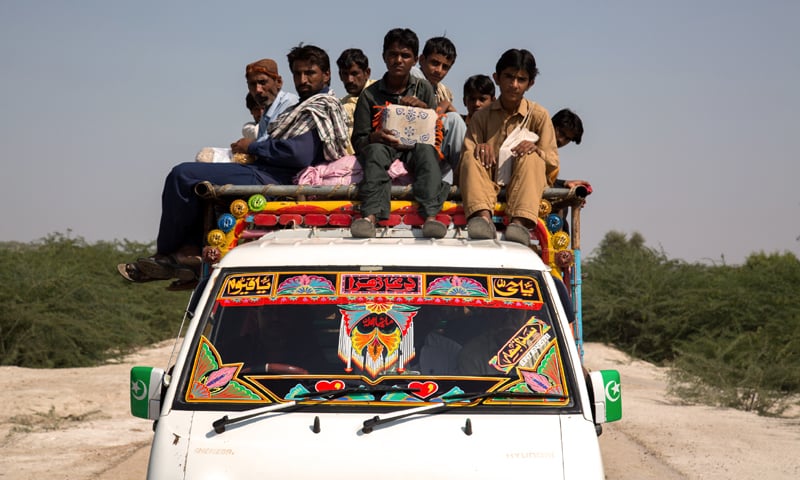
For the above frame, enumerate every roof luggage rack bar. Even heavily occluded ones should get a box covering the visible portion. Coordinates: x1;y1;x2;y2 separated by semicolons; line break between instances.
194;181;588;207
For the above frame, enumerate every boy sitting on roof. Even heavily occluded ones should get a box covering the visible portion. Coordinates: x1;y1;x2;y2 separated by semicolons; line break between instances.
350;28;450;239
461;74;496;127
459;48;559;245
414;36;467;183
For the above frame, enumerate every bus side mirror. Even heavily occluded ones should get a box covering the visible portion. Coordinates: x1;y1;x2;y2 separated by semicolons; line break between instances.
130;366;165;420
588;370;622;424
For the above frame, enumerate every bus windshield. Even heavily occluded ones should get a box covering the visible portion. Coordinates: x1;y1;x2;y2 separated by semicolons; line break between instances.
178;267;574;407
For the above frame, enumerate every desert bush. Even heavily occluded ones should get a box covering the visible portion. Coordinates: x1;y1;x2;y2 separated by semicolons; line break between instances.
583;232;800;413
581;231;712;362
0;233;190;368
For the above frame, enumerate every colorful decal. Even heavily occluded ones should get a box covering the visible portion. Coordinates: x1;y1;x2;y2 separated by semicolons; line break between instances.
284;381;426;402
489;317;552;373
380;390;422;402
492;276;542;302
185;337;265;403
533;345;564;395
285;380;356;400
513;344;565;395
600;370;622;421
426;275;489;297
220;273;274;297
341;273;423;295
436;386;466;402
256;377;508;405
337;303;418;377
276;274;336;295
408;380;438;398
215;271;543;309
314;379;346;392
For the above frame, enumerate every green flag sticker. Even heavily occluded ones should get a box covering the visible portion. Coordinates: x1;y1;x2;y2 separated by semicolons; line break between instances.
130;366;164;419
600;369;622;422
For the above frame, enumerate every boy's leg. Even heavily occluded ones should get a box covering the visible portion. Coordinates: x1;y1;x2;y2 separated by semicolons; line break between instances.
458;149;500;219
440;112;467;183
505;152;547;224
357;144;396;220
405;144;450;218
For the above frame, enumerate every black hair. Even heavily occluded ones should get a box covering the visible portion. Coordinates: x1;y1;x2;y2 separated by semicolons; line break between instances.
336;48;369;71
245;93;258;110
552;108;584;144
422;36;457;62
287;44;330;74
495;48;539;81
382;28;419;56
463;74;495;98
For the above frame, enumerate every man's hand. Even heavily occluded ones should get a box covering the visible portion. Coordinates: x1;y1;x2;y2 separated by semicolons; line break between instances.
511;140;540;157
369;129;409;150
474;143;496;168
436;100;456;114
230;137;253;154
398;96;428;108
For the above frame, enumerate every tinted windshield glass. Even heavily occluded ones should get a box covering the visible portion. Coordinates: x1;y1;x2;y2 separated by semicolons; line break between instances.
178;268;574;408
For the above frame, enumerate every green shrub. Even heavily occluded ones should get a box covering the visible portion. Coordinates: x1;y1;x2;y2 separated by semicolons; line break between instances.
582;232;800;414
0;233;190;368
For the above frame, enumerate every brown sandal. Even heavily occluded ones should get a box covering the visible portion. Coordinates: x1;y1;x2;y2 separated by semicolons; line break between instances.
137;255;200;280
135;255;179;279
117;263;160;283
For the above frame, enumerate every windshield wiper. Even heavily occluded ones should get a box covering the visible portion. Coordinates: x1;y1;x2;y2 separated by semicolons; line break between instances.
213;401;298;434
361;390;566;433
213;385;417;434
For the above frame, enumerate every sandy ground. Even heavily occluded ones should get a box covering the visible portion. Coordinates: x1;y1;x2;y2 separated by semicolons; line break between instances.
1;341;798;480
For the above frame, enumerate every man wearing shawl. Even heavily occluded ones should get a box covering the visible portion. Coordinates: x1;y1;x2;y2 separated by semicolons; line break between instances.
119;45;350;289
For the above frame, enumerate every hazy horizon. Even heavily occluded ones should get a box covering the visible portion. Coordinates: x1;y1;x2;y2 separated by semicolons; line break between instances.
1;1;798;264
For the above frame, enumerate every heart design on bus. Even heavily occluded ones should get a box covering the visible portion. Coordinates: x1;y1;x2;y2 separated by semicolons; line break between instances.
408;381;438;398
315;380;345;392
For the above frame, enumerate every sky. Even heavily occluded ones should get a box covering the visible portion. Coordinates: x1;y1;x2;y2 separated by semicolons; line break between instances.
1;0;798;265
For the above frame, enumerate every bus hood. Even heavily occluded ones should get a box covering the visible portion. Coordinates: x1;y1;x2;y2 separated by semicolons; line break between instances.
149;410;603;479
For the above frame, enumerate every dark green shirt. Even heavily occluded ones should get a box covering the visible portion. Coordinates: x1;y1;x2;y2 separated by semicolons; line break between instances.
350;74;437;154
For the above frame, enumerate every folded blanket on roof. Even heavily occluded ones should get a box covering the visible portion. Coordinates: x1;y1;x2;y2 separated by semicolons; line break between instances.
294;156;411;186
267;91;350;162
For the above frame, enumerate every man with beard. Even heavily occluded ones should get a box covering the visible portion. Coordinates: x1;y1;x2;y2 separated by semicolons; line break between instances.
336;48;375;141
118;46;350;289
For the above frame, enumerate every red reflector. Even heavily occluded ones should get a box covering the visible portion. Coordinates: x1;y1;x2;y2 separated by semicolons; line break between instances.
452;214;467;226
403;213;424;226
378;214;402;227
329;213;352;226
253;214;278;226
303;214;328;226
279;214;303;225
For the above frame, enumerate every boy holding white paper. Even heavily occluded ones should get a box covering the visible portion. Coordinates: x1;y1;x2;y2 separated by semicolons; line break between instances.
458;48;559;245
350;28;450;239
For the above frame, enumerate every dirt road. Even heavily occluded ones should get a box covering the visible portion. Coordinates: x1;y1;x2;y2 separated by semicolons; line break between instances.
1;341;797;479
